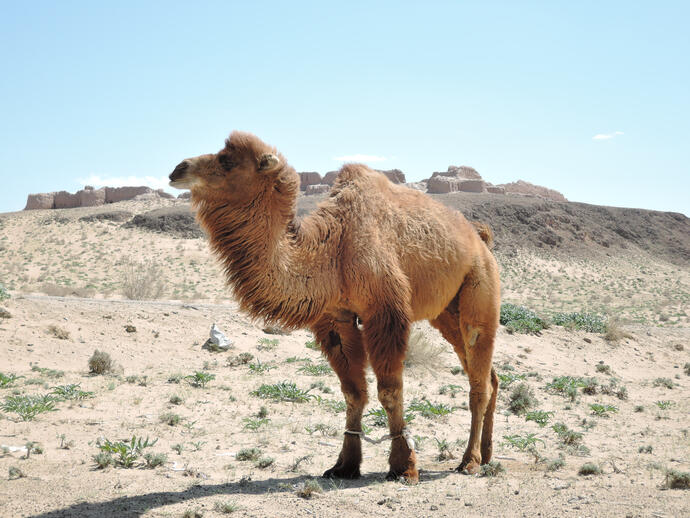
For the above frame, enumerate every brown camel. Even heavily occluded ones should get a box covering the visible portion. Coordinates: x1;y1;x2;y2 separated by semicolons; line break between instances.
169;131;500;482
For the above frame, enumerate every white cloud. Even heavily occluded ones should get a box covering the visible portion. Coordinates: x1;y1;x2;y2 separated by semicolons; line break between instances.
76;174;171;191
592;131;624;140
333;154;387;163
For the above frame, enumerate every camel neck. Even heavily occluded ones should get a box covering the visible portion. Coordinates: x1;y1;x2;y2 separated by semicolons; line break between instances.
194;193;338;328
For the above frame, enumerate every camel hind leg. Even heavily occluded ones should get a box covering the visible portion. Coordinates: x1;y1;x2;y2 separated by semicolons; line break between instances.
311;313;368;479
430;271;499;473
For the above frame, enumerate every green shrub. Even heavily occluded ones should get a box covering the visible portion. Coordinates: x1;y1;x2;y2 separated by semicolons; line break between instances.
503;433;544;451
525;410;554;427
589;403;618;417
578;462;601;475
236;447;262;461
0;373;24;389
663;469;690;489
552;422;583;445
508;383;537;415
408;398;454;418
97;436;158;468
552;312;606;333
185;372;215;388
500;304;548;335
2;394;56;421
479;460;505;477
251;381;314;402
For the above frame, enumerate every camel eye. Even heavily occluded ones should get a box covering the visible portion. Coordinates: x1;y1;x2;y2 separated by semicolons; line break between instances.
218;154;238;171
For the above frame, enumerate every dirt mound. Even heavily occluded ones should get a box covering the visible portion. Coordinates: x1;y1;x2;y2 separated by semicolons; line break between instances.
79;210;133;223
124;206;203;238
497;180;567;202
296;193;690;264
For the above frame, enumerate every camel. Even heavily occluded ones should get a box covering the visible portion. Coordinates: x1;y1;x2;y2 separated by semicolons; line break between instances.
169;131;500;482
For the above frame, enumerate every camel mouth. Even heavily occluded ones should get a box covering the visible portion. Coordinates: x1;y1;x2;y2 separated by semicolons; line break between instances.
169;160;195;189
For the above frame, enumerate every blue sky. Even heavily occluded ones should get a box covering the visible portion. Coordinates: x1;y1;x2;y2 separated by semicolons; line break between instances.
1;1;688;215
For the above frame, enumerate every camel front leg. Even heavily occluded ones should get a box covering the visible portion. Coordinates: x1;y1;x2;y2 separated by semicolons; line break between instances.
365;307;418;482
312;314;367;479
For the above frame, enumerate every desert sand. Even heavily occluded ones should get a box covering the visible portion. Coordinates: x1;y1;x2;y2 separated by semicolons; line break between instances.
0;197;688;517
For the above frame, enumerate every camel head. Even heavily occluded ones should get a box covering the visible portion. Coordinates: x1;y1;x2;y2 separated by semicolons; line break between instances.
169;131;295;203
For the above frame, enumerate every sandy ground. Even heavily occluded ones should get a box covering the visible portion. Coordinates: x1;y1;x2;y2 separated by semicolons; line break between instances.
0;200;688;517
0;294;688;518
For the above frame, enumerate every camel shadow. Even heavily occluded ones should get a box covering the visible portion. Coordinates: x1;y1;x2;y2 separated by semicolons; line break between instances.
31;470;454;518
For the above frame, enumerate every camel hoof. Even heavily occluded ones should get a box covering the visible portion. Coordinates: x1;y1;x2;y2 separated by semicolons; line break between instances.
456;460;480;475
385;469;419;484
323;465;360;479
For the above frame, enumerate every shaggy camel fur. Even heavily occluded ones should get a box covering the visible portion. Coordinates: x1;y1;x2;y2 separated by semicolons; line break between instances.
169;132;500;481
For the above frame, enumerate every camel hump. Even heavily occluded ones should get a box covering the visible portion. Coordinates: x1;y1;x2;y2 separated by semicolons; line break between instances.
471;221;494;248
335;163;370;184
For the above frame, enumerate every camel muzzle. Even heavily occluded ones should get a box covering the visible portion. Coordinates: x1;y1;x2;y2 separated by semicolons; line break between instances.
169;160;191;188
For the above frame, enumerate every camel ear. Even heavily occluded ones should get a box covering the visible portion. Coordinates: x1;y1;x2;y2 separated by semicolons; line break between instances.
257;153;280;173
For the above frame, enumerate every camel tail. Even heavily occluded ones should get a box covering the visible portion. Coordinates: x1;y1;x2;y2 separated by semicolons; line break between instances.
471;221;494;249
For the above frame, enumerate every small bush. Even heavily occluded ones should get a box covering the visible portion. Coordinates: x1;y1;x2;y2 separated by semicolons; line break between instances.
297;363;332;376
2;394;56;421
595;362;611;374
653;377;675;389
93;452;113;469
256;456;275;469
508;383;537;415
552;422;583;445
638;445;653;454
251;381;313;403
88;350;113;375
578;463;601;476
305;339;320;351
0;284;10;302
243;417;269;431
408;398;454;418
525;410;554;427
547;457;566;471
404;329;446;370
248;359;276;374
684;363;690;376
546;376;586;401
0;372;24;388
8;466;26;480
589;403;618;417
97;435;158;468
500;303;549;335
51;384;94;401
236;448;262;461
256;338;279;351
185;372;215;388
214;501;241;514
159;412;181;426
296;479;323;498
662;469;690;489
121;258;165;300
503;433;544;451
604;317;631;342
47;325;70;340
479;460;505;477
552;312;606;333
144;452;168;468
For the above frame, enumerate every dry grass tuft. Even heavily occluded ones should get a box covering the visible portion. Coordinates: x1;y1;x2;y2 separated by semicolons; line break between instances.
121;257;165;300
47;325;70;340
88;350;113;375
404;328;446;371
604;317;632;342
